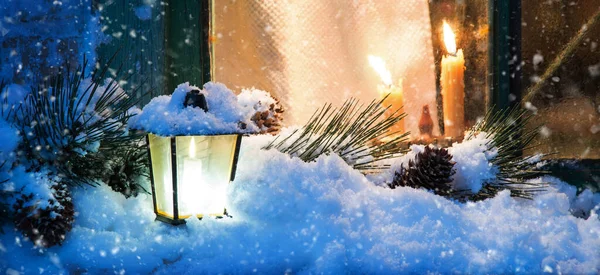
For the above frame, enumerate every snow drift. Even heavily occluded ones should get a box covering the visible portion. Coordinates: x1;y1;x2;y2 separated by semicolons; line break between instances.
1;135;598;274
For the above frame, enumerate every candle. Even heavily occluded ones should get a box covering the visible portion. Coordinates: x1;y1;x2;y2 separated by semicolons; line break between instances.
368;55;405;135
379;80;404;135
441;21;465;139
181;137;203;216
181;137;228;216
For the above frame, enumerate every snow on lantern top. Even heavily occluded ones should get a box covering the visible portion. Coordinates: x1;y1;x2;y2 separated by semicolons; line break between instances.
131;82;269;136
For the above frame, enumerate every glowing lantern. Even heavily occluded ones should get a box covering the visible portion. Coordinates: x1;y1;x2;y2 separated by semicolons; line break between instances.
146;91;243;225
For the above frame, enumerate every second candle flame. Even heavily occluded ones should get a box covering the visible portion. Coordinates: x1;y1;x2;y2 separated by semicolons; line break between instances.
368;55;393;86
442;21;457;55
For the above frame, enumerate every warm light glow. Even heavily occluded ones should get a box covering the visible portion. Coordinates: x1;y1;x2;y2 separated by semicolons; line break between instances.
181;136;231;217
182;156;229;216
443;21;457;55
182;156;203;215
368;55;393;86
189;137;196;158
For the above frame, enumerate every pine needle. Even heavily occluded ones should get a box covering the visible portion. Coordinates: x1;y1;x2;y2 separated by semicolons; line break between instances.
1;55;147;187
264;97;409;172
466;106;550;200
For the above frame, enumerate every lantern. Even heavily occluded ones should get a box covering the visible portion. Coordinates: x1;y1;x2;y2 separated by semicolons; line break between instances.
147;134;242;224
146;91;243;225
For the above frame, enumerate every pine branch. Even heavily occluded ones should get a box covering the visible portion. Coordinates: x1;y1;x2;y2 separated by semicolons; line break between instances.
1;55;147;187
466;106;550;200
264;97;409;172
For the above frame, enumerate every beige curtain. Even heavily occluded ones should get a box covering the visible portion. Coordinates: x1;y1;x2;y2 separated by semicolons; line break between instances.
212;0;438;137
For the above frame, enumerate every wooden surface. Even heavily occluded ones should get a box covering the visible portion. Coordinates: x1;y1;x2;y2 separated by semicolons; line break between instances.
95;0;167;105
164;0;210;94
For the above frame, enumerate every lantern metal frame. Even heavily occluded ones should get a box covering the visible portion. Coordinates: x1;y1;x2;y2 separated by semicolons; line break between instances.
146;133;243;225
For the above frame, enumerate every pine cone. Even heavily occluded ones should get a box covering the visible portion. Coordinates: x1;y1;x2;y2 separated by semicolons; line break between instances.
251;100;284;134
104;147;148;198
13;183;75;247
389;146;456;197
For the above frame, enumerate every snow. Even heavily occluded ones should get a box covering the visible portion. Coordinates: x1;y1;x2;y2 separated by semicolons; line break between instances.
533;53;544;70
1;84;29;106
0;0;100;82
4;168;58;210
0;117;18;183
588;63;600;78
369;144;426;186
130;82;268;136
237;88;278;115
0;119;18;159
1;0;599;273
372;133;497;194
1;136;599;274
448;133;497;193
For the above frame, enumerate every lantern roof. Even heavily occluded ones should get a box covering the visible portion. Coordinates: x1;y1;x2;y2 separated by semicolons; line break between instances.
130;82;264;136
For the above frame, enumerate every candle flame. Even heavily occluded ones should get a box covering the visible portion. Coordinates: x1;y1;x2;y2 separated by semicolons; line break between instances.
368;55;392;86
189;137;196;158
443;21;457;55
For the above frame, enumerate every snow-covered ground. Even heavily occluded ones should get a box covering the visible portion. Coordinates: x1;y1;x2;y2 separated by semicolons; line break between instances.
1;135;599;274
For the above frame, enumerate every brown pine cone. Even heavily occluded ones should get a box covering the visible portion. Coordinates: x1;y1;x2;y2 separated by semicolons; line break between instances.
388;146;456;197
251;100;284;134
13;183;75;247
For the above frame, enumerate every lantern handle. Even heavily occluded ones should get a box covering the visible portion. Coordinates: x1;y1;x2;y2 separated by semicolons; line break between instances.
184;89;209;112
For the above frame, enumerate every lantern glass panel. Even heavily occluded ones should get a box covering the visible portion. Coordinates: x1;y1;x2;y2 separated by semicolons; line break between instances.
211;0;489;141
148;134;175;218
175;135;239;217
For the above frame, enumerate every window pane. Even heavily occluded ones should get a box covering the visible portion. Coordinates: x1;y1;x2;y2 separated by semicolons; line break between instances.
522;1;600;159
212;0;488;141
